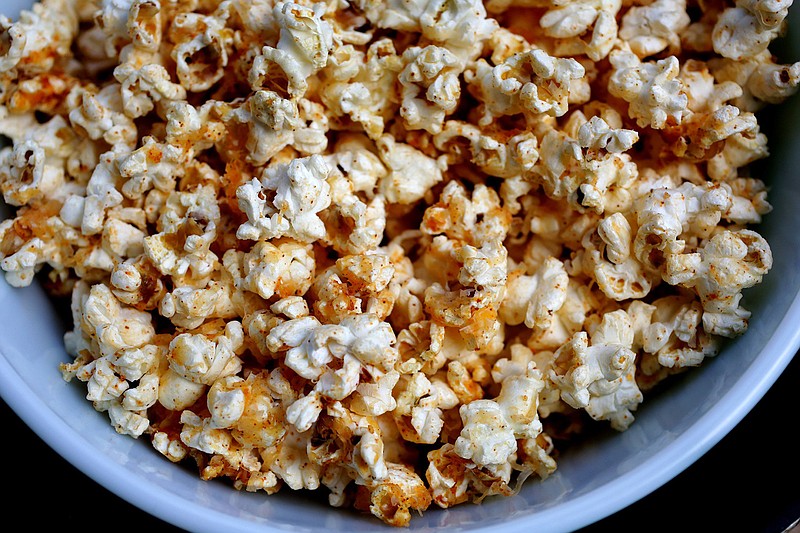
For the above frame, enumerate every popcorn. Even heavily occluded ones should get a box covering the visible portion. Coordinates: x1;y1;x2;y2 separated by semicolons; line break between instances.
713;0;792;60
67;84;138;148
539;0;622;61
144;184;221;281
618;0;691;58
236;154;332;243
223;239;315;301
608;50;689;129
398;45;462;134
248;2;333;99
0;0;78;74
376;134;446;205
168;9;234;92
1;0;790;525
168;320;244;385
550;310;642;430
665;229;772;337
468;48;586;126
114;62;187;119
500;256;569;332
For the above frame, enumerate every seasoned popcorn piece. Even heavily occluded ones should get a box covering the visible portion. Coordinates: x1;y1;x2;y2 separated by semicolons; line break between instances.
157;366;207;411
113;61;186;119
434;120;539;179
163;100;228;156
319;166;386;254
249;2;333;99
180;409;234;455
351;370;400;417
94;397;150;437
168;8;234;92
747;59;800;105
68;148;124;236
0;137;65;208
618;0;691;58
454;399;517;466
311;252;396;322
398;44;462;134
500;256;569;332
67;84;138;149
237;154;332;243
426;443;514;508
678;59;742;115
395;319;446;375
265;313;396;385
227;91;329;166
144;184;221;282
531;120;638;214
152;431;188;462
0;231;50;287
324;135;387;195
713;0;792;60
633;181;734;275
65;280;157;358
421;179;512;245
356;462;432;527
115;136;185;199
355;0;497;64
494;362;546;440
375;134;446;205
579;213;657;301
632;294;721;373
94;0;137;58
423;237;508;350
550;310;642;431
577;116;639;155
168;320;244;386
159;279;237;330
608;49;689;129
85;356;129;403
539;0;622;61
468;48;586;126
665;228;772;337
0;0;78;74
110;256;166;309
320;38;403;140
663;104;759;161
393;371;459;444
126;0;161;52
223;239;315;301
264;425;322;490
0;15;27;73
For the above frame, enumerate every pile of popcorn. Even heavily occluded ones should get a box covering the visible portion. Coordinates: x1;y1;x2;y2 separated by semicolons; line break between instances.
0;0;795;526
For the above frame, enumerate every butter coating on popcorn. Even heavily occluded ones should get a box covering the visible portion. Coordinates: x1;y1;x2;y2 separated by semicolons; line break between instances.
1;0;791;526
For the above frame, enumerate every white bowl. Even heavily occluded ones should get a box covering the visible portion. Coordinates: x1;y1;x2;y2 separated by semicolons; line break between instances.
2;2;800;532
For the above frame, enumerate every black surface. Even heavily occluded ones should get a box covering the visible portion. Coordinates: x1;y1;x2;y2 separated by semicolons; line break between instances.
2;352;800;533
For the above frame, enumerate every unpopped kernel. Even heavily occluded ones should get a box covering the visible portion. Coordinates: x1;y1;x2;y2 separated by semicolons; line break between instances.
0;0;796;526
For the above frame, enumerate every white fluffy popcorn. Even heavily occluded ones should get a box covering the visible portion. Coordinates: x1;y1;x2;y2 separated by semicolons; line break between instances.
454;399;517;466
248;2;333;98
469;48;586;126
0;0;789;526
608;50;689;129
550;310;642;430
237;154;332;243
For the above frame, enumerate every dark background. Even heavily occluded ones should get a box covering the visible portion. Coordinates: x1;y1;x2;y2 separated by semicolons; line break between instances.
3;350;800;532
